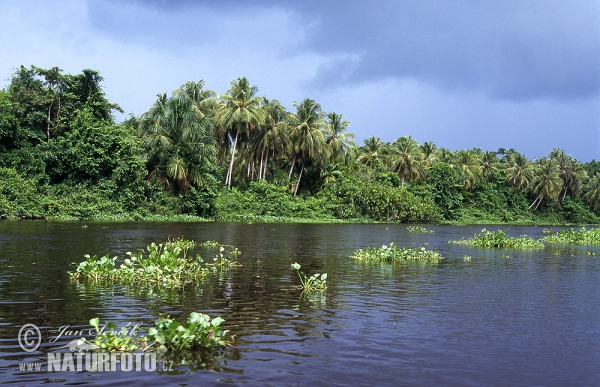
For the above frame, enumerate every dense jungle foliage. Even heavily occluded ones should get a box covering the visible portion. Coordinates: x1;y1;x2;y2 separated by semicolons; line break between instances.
0;65;598;224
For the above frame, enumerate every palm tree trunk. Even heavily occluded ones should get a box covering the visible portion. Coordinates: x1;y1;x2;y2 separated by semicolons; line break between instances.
259;149;264;180
226;131;239;187
293;158;305;197
263;148;269;180
288;154;296;181
46;102;53;141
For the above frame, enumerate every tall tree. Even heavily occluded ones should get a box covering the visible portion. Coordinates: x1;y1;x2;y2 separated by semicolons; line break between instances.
584;173;600;211
529;159;563;210
420;141;437;167
356;136;388;168
139;85;216;192
288;98;329;196
389;136;424;186
505;153;534;192
325;112;355;163
215;77;264;187
253;98;290;181
550;149;587;201
481;151;500;179
454;150;482;191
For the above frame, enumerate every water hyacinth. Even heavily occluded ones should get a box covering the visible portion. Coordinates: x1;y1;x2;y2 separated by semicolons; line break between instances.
541;227;600;245
407;226;434;233
449;229;545;249
290;262;327;292
351;243;443;263
82;312;231;355
68;238;240;286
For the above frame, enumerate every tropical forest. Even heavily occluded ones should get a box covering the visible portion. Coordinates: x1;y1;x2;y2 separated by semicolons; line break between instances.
1;65;599;225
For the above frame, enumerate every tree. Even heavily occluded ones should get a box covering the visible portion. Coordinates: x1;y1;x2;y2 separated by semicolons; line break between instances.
325;112;355;163
505;153;534;192
420;141;437;167
481;151;500;179
550;149;587;201
215;77;264;187
288;98;329;196
584;173;600;211
389;136;424;186
529;159;563;210
428;162;462;219
252;98;290;181
356;136;388;168
454;150;482;191
139;84;216;193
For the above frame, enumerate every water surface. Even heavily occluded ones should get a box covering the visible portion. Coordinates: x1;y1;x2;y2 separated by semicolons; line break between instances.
0;221;599;386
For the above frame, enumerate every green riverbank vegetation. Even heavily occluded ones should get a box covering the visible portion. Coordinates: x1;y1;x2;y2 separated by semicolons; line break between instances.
1;65;599;225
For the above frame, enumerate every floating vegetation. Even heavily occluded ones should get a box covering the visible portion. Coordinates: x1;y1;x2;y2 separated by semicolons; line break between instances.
541;227;600;245
199;240;221;248
84;312;230;356
463;255;472;261
449;229;545;249
209;246;242;267
290;263;327;292
69;238;242;286
407;226;434;233
351;243;443;263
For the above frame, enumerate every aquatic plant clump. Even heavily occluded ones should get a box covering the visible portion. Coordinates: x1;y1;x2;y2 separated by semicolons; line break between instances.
541;227;600;245
69;238;210;286
407;226;434;233
290;263;327;292
83;312;230;355
351;243;443;263
449;229;545;249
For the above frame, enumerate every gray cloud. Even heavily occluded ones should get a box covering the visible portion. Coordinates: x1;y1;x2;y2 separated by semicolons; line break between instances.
99;0;600;101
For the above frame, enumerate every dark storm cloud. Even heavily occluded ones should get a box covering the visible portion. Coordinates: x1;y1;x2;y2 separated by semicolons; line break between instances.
298;0;599;101
119;0;600;101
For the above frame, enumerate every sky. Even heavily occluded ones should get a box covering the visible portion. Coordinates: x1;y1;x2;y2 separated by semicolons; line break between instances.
0;0;598;161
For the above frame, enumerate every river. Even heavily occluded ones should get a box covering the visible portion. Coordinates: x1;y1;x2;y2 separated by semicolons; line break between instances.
0;221;599;386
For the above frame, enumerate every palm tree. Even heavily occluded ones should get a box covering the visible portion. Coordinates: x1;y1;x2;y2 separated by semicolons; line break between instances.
454;150;482;191
420;141;437;166
584;173;600;211
505;153;534;193
253;98;291;181
175;80;216;118
389;136;424;186
356;136;388;168
288;98;329;196
550;149;587;200
325;112;355;163
434;148;455;165
481;151;500;179
215;77;264;187
138;87;216;192
529;159;563;209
